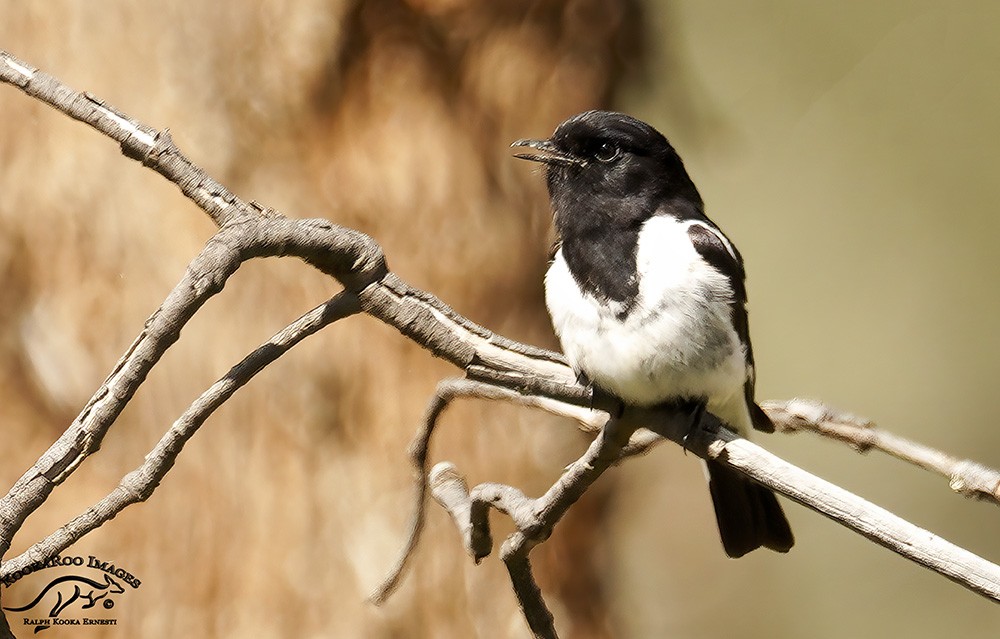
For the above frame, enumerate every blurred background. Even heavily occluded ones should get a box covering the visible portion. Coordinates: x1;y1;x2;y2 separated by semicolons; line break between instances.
1;1;998;637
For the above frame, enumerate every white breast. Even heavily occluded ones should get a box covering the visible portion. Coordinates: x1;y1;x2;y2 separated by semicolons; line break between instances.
545;216;752;431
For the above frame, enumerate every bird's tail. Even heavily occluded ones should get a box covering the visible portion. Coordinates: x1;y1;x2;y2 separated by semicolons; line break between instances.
706;460;794;558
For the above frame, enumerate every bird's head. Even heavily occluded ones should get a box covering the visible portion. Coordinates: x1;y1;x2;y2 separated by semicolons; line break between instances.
512;111;702;231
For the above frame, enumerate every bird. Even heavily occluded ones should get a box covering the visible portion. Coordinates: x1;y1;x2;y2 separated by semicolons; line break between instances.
511;110;793;558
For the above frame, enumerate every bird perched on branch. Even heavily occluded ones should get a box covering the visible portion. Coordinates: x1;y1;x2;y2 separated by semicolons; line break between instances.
512;110;793;557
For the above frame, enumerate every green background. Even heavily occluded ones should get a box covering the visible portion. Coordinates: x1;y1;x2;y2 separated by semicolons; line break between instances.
610;2;1000;637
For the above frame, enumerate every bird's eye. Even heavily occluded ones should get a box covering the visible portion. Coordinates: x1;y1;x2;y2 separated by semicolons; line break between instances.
593;142;621;163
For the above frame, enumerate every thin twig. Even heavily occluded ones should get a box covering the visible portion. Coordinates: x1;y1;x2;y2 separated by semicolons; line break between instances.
370;377;604;603
429;462;494;562
428;463;557;639
0;214;383;559
366;382;461;604
502;549;557;639
0;223;243;557
0;292;360;581
764;398;1000;505
427;414;661;638
371;378;648;604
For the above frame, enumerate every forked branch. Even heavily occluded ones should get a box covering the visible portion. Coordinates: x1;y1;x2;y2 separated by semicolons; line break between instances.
378;383;1000;638
0;292;361;581
1;47;999;639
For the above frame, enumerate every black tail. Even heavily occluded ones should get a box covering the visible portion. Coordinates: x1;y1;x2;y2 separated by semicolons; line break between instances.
706;460;794;558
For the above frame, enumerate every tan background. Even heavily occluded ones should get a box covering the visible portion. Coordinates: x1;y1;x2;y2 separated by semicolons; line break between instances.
1;1;998;637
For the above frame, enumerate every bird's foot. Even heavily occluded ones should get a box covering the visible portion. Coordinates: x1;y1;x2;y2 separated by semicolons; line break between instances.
680;401;707;455
588;382;625;418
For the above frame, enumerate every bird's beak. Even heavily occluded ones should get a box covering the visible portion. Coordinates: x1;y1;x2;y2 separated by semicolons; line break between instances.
511;138;585;167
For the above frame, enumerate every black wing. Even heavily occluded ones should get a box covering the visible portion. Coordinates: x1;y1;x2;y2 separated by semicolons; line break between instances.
686;222;774;433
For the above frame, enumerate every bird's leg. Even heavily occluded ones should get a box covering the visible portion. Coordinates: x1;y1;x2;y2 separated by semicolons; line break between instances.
680;399;708;454
582;374;625;418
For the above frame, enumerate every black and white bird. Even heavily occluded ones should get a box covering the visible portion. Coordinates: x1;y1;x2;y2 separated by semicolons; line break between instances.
512;110;793;558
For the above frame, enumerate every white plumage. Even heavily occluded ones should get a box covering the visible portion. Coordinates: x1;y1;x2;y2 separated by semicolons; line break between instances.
545;215;754;434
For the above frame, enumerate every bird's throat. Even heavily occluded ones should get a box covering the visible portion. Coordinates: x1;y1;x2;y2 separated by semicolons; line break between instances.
558;226;641;311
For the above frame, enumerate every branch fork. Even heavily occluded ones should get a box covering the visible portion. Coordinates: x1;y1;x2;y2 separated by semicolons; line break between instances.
2;47;1000;639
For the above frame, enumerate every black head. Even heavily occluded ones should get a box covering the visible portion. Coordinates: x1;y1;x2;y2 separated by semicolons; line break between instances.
512;110;703;236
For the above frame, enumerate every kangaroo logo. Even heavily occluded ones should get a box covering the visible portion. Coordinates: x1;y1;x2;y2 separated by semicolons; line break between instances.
4;574;124;632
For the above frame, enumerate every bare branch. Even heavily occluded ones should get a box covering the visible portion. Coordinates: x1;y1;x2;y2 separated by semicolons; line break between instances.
502;550;557;639
765;398;1000;506
426;399;1000;620
0;213;383;559
366;381;464;604
371;377;629;604
426;412;677;638
0;50;242;227
4;45;1000;637
0;224;243;556
0;291;360;581
663;412;1000;602
428;462;486;560
427;462;557;639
